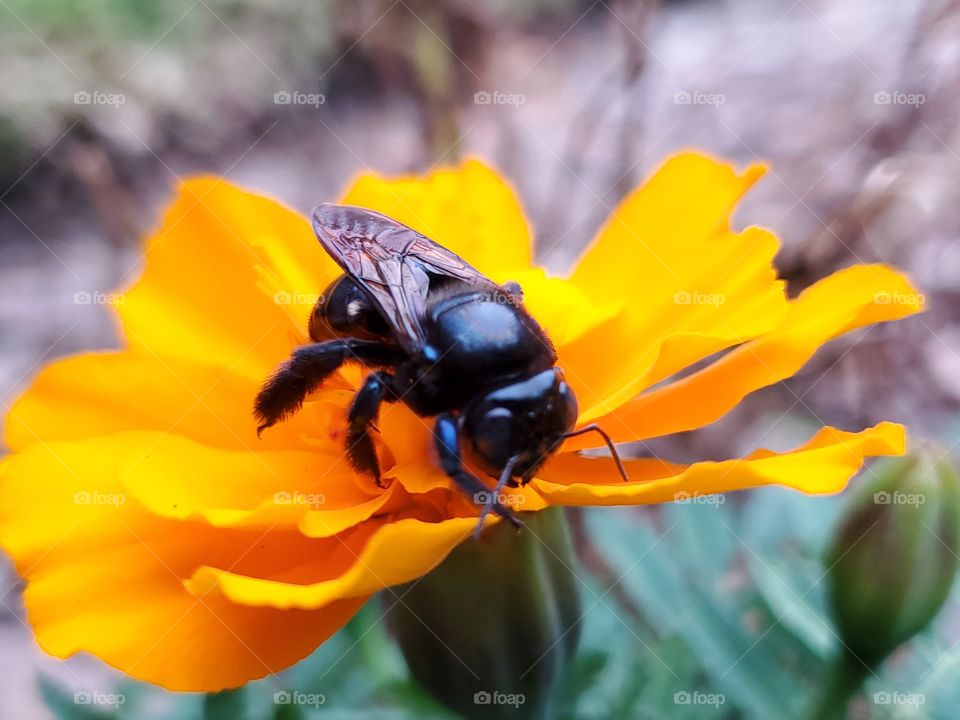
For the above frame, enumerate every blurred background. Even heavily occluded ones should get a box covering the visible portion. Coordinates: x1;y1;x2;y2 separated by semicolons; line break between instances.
1;0;959;717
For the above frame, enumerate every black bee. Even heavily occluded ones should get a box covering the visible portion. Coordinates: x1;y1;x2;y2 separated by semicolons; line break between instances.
255;204;627;530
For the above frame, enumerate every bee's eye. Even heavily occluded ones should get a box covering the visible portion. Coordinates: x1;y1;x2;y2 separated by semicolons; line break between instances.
480;407;513;445
467;407;516;471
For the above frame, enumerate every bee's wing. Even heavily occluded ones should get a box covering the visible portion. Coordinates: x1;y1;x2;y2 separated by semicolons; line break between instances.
311;203;497;355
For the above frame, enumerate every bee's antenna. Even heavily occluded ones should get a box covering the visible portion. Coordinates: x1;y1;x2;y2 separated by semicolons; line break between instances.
560;424;630;482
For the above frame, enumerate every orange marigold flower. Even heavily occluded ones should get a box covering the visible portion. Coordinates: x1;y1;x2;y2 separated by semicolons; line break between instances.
0;152;923;691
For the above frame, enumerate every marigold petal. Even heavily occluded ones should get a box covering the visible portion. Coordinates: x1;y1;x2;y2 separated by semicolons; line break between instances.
570;152;766;303
186;516;487;610
3;350;345;454
536;422;904;505
115;430;430;538
512;267;621;347
103;432;396;535
0;441;371;691
561;154;787;419
27;561;365;692
568;264;924;448
374;400;433;467
339;158;533;282
117;178;339;381
386;458;549;514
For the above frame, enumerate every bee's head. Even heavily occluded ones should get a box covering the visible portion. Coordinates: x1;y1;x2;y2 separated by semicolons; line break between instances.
462;368;578;479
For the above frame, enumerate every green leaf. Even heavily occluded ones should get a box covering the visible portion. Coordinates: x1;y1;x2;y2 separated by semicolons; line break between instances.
748;548;835;660
37;675;121;720
203;688;248;720
587;506;808;718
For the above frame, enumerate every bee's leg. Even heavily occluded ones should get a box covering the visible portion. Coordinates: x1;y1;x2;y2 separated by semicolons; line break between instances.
433;413;522;534
474;457;520;538
346;371;400;488
255;339;403;435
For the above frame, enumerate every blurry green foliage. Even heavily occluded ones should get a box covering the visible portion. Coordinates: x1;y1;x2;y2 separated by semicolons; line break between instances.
4;0;184;39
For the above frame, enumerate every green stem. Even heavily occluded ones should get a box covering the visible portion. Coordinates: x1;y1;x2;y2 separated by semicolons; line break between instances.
807;651;871;720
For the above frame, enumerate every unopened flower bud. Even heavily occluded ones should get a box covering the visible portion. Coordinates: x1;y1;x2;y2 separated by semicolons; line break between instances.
389;508;580;719
826;448;960;668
